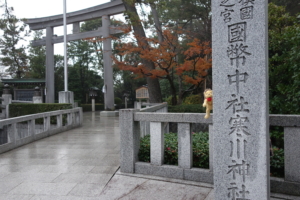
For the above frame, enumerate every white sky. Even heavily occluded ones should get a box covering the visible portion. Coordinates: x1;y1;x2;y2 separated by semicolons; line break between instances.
8;0;111;19
6;0;119;55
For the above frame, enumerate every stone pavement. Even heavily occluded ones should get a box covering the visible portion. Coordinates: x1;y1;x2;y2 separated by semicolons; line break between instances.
0;112;120;199
0;111;298;199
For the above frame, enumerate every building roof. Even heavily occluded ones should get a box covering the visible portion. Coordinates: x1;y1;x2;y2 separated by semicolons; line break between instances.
1;79;46;86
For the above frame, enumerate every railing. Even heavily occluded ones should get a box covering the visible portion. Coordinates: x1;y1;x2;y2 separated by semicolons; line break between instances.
120;106;300;196
138;103;168;137
0;107;82;154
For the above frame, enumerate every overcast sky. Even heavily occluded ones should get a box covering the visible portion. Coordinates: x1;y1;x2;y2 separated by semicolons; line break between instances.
9;0;111;19
6;0;115;55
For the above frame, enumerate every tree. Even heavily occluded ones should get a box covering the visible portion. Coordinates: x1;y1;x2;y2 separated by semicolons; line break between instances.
113;29;212;105
269;0;300;16
0;0;30;78
26;30;46;79
122;0;163;103
268;3;300;114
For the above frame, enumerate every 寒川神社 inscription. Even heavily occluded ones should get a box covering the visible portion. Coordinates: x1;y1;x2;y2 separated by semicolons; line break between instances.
212;0;269;199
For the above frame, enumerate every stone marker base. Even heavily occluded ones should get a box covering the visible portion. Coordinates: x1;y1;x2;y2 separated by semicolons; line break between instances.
59;91;74;104
33;96;43;103
100;111;119;117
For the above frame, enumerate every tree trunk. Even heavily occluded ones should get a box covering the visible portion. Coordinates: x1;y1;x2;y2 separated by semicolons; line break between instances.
149;2;163;43
122;0;162;103
166;74;177;105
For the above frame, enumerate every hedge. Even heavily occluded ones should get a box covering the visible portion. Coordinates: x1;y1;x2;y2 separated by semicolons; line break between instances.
9;103;72;118
9;103;72;125
138;132;284;177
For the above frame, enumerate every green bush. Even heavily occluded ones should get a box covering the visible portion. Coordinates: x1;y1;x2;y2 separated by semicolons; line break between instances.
9;103;72;118
115;97;122;105
81;104;104;112
138;132;284;176
9;103;72;125
138;134;151;163
164;95;178;105
138;132;209;168
183;95;203;105
74;100;81;107
168;104;205;113
270;146;284;177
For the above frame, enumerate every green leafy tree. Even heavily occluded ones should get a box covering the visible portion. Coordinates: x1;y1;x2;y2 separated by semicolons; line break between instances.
0;0;30;78
269;0;300;16
26;30;46;79
269;3;300;114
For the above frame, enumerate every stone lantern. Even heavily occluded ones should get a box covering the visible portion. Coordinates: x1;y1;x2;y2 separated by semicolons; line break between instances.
89;87;100;112
33;86;43;103
123;92;130;109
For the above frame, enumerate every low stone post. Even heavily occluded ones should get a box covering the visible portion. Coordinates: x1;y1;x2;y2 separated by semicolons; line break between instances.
33;87;43;103
120;109;140;173
150;122;164;166
125;96;128;109
91;98;95;112
2;84;12;119
178;123;192;169
284;127;300;183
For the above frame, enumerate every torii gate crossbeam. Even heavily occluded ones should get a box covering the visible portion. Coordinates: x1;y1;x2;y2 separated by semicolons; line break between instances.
25;0;125;110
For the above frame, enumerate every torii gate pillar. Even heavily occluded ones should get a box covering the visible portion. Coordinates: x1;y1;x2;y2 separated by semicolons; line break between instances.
102;15;115;110
46;27;55;103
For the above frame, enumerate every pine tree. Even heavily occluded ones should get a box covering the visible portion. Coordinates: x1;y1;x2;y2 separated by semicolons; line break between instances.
0;0;30;78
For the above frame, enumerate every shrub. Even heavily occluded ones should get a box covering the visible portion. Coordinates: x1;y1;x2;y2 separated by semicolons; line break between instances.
9;103;72;124
138;134;151;162
138;132;284;176
183;94;203;105
168;104;205;113
115;97;122;105
9;103;72;118
164;96;175;105
138;132;209;168
270;146;284;177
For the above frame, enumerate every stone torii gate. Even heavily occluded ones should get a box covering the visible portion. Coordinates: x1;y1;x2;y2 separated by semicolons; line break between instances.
25;0;125;110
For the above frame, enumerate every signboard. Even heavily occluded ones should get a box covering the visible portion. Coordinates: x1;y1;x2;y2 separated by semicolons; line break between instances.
136;86;149;99
15;90;35;101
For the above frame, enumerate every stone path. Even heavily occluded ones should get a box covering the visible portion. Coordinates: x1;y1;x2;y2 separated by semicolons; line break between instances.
0;112;120;199
0;111;298;199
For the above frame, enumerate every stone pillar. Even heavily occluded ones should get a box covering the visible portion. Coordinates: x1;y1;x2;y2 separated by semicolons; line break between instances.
33;87;43;103
284;127;300;183
2;84;11;119
212;1;269;199
92;98;95;112
46;26;55;103
59;91;74;106
150;122;164;166
102;15;115;110
120;109;140;173
178;123;192;169
73;22;80;33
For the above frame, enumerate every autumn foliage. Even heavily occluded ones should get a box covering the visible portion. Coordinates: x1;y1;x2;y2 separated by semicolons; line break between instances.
113;29;212;105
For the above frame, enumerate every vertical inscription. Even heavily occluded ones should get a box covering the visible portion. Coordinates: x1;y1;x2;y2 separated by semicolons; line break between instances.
213;0;269;199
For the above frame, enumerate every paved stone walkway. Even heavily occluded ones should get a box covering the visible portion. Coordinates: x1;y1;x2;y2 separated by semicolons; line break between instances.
0;112;120;199
0;112;298;199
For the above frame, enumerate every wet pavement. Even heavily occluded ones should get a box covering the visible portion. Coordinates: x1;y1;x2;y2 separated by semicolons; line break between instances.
0;112;120;199
0;111;298;199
